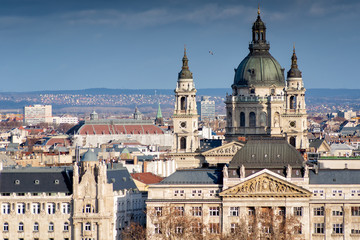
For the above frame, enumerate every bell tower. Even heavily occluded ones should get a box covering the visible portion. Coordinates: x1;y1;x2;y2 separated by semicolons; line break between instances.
283;46;309;150
172;47;199;153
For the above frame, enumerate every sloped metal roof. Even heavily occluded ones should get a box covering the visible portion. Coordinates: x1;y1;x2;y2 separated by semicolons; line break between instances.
229;138;304;169
310;169;360;185
159;168;222;185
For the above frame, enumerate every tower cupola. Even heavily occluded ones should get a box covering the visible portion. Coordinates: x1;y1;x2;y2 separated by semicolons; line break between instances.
287;46;302;78
250;6;270;53
178;47;193;79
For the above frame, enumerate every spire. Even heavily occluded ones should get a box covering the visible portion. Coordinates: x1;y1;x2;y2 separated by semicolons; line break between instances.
258;4;260;16
178;46;193;79
155;102;164;125
156;102;163;119
287;45;302;78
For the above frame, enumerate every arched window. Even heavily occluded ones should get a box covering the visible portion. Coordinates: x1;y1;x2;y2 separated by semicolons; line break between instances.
34;222;39;231
3;222;9;232
180;137;186;150
64;222;69;231
18;222;24;232
49;222;54;232
180;97;186;110
85;222;91;231
240;112;245;127
290;96;296;109
289;137;296;147
249;112;256;127
85;204;91;213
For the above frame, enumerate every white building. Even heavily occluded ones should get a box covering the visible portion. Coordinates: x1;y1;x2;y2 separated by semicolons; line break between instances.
24;105;52;125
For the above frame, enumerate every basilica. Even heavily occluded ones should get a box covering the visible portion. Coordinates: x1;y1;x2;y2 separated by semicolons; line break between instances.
147;9;360;240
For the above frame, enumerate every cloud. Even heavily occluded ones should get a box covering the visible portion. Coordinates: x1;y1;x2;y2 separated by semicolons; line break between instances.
60;4;257;28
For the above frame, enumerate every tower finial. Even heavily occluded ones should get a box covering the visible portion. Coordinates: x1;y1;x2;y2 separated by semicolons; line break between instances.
293;42;296;53
184;44;187;56
258;4;260;16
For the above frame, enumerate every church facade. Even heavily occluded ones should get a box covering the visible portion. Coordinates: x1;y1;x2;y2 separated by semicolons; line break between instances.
225;9;308;150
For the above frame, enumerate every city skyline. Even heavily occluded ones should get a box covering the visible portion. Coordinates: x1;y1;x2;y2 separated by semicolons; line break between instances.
0;0;358;91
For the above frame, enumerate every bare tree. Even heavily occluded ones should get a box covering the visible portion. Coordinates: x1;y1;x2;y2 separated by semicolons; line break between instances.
121;222;146;240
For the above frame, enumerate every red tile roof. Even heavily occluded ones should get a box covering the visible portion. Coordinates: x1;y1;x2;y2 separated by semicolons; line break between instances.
131;172;164;184
78;124;164;135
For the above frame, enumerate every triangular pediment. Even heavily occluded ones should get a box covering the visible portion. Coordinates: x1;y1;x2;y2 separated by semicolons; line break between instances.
220;172;311;198
202;141;244;156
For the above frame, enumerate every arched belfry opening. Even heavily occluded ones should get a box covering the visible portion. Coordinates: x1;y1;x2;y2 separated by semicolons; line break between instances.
289;136;296;147
240;112;245;127
249;112;256;127
290;96;296;109
180;137;186;150
180;97;186;111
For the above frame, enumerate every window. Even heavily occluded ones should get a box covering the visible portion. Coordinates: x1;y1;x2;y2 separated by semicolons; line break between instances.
209;190;218;196
351;190;360;197
33;222;39;232
332;190;342;196
64;222;69;231
84;222;91;231
2;203;10;214
191;222;202;233
295;224;302;234
294;207;303;216
240;112;245;127
333;210;343;216
351;223;360;234
209;223;219;234
85;204;91;213
249;112;256;127
229;207;239;216
314;223;324;234
62;203;71;214
49;222;54;232
209;207;219;216
18;222;24;232
17;203;25;214
248;207;255;216
47;203;55;214
154;223;161;234
174;206;184;216
333;224;343;234
174;190;184;197
3;222;9;231
352;207;360;216
175;225;183;234
32;203;40;214
155;207;162;217
313;190;324;197
192;190;202;197
230;223;238;233
278;207;285;216
192;207;202;216
314;207;324;216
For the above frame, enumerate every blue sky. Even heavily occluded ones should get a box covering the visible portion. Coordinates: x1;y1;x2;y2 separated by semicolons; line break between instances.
0;0;358;92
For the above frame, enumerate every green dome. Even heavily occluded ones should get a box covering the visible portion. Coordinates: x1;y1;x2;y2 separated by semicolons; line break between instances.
81;149;98;162
233;52;285;87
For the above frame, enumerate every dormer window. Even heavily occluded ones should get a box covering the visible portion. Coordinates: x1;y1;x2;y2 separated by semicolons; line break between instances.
34;180;40;185
15;180;20;185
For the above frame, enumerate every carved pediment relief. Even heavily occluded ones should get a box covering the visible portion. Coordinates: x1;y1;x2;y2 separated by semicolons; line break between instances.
220;173;311;198
202;141;244;156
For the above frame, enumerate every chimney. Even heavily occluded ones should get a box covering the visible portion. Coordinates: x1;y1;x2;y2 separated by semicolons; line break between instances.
143;161;148;173
134;155;138;165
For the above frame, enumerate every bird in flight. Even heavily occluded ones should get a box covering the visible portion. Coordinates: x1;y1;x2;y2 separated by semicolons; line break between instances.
209;50;214;55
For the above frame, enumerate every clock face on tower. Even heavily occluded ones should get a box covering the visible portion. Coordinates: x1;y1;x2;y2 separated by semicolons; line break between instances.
180;121;187;128
290;121;296;127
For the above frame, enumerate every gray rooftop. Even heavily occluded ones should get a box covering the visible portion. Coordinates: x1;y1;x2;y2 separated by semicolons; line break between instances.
310;169;360;184
229;138;304;169
159;168;222;185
